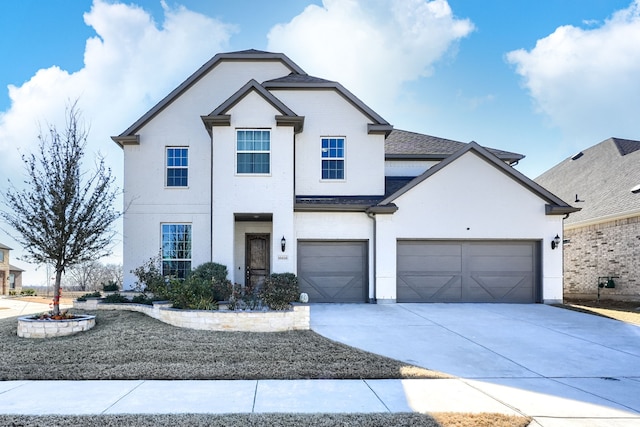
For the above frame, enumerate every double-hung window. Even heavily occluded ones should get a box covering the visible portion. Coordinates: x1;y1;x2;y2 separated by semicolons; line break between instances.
237;130;270;174
321;137;345;180
166;147;188;187
161;224;192;279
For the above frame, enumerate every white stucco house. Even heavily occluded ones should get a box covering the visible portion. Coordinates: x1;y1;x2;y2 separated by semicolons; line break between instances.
113;49;577;304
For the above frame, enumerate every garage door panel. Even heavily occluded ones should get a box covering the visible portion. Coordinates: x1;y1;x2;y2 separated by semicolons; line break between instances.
397;240;538;303
398;274;461;301
398;255;462;271
298;241;367;303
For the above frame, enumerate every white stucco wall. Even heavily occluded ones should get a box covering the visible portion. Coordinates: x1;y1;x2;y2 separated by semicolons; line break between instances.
375;151;564;303
271;89;386;197
385;160;438;177
121;60;295;289
211;91;295;282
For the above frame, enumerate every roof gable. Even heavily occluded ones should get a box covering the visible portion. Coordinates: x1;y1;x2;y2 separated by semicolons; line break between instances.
201;79;304;134
381;141;577;215
262;74;392;135
112;50;306;146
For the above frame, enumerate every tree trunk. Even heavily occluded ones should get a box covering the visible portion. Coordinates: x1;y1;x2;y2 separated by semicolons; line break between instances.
53;269;63;316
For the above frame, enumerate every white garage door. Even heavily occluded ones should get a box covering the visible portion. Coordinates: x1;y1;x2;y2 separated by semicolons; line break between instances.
297;241;368;303
397;240;539;303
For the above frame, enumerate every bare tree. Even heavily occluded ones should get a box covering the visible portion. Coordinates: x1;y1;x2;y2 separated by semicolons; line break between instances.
1;103;120;315
67;260;101;291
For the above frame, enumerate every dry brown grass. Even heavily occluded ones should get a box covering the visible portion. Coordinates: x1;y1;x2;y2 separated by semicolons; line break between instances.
0;309;449;380
0;413;531;427
560;299;640;325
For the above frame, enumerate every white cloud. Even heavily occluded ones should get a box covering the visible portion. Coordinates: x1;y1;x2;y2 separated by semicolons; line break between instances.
267;0;473;115
0;0;235;284
506;0;640;142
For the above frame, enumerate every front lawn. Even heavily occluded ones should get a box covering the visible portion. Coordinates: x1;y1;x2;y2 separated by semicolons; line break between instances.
0;310;446;380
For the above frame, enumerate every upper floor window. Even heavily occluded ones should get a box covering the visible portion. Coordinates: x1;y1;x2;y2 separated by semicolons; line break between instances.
0;250;4;263
166;147;188;187
237;130;270;174
161;223;192;279
321;137;345;180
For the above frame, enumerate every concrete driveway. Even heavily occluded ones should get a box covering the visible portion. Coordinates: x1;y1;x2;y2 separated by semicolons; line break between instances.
311;303;640;426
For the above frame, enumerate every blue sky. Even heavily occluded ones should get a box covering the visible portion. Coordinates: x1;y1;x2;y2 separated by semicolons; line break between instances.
1;0;639;284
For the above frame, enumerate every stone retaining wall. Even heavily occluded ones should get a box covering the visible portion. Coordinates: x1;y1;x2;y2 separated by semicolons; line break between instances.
17;314;96;338
73;299;310;332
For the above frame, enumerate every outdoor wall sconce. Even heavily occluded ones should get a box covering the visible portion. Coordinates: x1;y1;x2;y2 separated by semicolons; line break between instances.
281;236;286;252
551;234;561;250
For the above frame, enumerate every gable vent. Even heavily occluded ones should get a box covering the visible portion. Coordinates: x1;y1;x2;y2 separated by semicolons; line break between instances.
632;184;640;194
571;152;584;160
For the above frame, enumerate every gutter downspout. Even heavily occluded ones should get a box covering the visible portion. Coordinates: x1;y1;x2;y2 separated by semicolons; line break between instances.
367;211;377;304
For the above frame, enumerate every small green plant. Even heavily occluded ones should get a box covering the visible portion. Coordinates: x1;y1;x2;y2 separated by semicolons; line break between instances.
8;290;17;296
20;288;36;296
77;291;102;301
131;294;154;305
102;293;130;303
260;273;299;310
102;281;119;292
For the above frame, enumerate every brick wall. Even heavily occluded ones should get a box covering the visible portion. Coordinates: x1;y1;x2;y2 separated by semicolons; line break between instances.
564;216;640;301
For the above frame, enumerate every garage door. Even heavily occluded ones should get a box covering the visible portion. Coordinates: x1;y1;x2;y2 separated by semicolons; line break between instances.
397;241;538;303
297;241;368;303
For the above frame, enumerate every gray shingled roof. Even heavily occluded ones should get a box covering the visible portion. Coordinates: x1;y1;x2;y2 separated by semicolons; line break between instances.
264;73;335;85
535;137;640;226
386;129;524;163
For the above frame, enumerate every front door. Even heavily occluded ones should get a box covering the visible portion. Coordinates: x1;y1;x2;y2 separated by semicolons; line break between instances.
246;234;270;288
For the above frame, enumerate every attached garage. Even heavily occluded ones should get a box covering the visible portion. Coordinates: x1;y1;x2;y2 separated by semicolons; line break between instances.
397;240;540;303
297;241;368;303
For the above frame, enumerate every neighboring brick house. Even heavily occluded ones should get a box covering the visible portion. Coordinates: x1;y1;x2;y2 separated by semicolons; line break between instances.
0;243;24;295
536;138;640;301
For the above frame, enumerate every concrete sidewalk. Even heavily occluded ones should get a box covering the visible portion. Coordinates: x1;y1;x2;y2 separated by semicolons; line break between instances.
0;296;72;319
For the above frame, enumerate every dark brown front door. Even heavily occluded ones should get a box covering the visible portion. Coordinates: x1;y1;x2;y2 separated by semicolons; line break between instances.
246;234;270;288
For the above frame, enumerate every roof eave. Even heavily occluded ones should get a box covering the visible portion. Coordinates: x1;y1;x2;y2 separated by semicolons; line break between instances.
545;205;582;216
111;135;140;149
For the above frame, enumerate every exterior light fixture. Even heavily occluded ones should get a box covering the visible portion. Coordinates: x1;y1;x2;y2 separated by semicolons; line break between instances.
551;234;561;250
281;236;286;252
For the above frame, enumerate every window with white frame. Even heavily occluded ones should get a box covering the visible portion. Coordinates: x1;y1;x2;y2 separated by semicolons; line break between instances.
321;137;345;180
161;224;192;279
236;130;270;174
166;147;188;187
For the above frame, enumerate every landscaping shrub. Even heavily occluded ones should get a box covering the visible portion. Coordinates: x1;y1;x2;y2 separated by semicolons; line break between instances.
20;288;36;296
228;282;262;310
166;276;218;310
131;256;169;299
131;294;155;305
260;273;299;310
189;262;232;301
102;293;130;303
102;281;119;292
77;291;102;301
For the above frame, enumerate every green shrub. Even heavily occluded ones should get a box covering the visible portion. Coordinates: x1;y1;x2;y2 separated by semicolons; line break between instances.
131;256;168;299
102;281;119;292
20;289;36;296
77;291;102;301
102;293;130;303
190;262;232;301
260;273;299;310
131;294;154;305
166;276;218;310
8;290;16;296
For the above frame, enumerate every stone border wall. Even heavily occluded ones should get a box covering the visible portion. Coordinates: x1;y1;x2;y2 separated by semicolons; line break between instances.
17;315;96;338
73;299;310;332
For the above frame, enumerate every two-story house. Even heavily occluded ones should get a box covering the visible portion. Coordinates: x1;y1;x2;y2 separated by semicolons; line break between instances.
113;49;577;304
0;243;24;295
